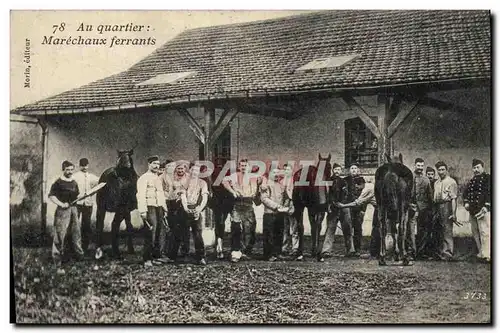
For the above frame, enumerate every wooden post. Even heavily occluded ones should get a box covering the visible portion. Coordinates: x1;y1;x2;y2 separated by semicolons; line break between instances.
377;94;391;165
203;106;215;229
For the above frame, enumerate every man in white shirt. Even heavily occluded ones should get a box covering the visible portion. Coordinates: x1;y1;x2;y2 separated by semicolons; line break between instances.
72;158;99;253
136;155;168;267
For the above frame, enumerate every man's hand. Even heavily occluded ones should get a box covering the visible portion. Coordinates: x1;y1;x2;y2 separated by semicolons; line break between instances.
475;207;489;219
336;203;345;208
410;203;417;211
60;202;70;209
140;212;147;220
449;215;462;227
464;203;470;211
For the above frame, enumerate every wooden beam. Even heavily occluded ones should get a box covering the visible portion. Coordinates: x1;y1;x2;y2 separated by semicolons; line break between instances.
209;107;239;147
244;103;298;120
387;99;420;138
177;108;205;144
342;93;382;138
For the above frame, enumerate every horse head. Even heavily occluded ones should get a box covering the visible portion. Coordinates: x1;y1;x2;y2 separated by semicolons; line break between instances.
116;149;134;169
317;153;332;180
385;153;404;165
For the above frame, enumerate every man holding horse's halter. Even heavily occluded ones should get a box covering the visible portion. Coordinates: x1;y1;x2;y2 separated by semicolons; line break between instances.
136;155;168;267
321;163;354;259
433;161;459;261
335;176;378;259
343;163;365;256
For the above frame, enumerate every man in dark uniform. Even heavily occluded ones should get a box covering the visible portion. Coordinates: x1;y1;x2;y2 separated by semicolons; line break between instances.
463;159;491;263
343;163;364;256
321;163;354;258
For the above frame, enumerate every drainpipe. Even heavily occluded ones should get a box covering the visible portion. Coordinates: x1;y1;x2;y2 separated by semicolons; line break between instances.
38;118;48;245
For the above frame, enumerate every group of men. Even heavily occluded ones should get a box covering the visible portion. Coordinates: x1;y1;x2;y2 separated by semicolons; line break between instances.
47;155;490;273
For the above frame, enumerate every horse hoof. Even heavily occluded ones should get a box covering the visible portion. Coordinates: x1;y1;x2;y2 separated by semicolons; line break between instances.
403;259;413;266
95;248;103;260
378;260;387;266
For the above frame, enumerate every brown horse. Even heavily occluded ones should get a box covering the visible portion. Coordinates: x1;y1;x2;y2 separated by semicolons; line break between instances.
375;153;414;266
95;149;138;259
293;153;332;260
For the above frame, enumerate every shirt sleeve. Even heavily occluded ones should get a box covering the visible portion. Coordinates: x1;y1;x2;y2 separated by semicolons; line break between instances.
155;176;167;211
462;180;471;204
485;175;491;207
354;186;374;207
200;180;209;196
136;175;147;214
91;174;100;188
260;184;279;210
48;180;59;198
448;179;458;200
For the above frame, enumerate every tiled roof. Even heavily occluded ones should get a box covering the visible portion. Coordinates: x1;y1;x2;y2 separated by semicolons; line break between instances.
14;10;491;114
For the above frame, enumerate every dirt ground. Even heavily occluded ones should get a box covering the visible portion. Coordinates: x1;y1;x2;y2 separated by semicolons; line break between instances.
12;235;491;324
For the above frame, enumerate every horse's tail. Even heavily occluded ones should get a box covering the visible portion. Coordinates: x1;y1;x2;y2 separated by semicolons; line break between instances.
383;172;399;213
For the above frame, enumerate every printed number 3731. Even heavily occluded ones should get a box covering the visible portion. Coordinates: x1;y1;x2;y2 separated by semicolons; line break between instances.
463;292;487;300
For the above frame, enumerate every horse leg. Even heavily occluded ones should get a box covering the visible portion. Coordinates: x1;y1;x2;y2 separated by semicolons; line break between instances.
315;211;326;261
292;206;305;257
95;205;105;260
111;211;124;259
308;208;319;258
379;208;387;266
124;211;135;254
401;208;412;266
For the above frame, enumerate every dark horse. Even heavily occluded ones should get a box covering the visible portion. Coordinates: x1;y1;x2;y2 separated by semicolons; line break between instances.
375;153;414;266
95;149;138;259
292;153;332;259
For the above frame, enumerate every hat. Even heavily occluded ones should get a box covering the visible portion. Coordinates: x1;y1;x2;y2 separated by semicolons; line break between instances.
349;163;359;168
425;166;435;173
79;158;89;167
62;160;73;170
332;163;342;169
472;159;484;167
435;161;447;170
147;155;160;164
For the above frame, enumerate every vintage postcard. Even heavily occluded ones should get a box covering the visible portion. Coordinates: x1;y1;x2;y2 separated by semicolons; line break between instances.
10;10;491;324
